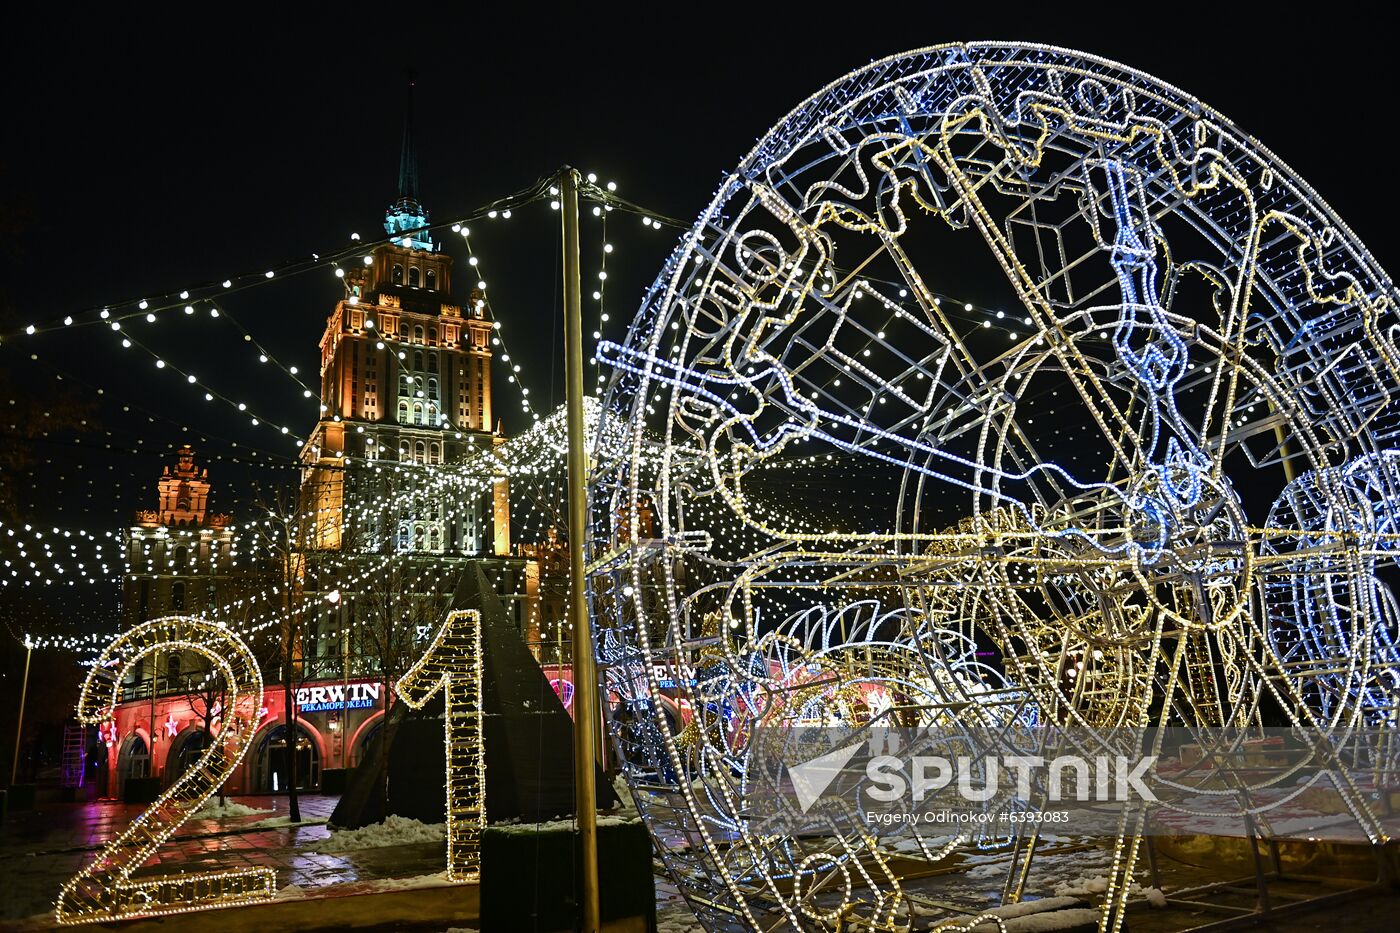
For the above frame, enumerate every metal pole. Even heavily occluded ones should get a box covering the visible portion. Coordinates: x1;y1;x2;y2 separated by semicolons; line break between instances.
562;166;601;933
10;641;32;785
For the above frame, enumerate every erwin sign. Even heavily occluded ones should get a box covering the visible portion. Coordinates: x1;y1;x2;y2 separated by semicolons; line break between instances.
295;682;382;713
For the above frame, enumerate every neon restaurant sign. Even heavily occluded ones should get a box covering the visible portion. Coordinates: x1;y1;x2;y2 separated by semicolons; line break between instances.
296;681;382;713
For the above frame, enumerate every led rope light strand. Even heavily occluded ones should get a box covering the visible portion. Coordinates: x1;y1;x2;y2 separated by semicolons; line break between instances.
55;616;274;925
590;43;1400;933
393;608;485;882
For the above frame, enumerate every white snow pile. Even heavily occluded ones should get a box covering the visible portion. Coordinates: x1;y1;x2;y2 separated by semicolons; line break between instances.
610;774;641;820
305;815;446;852
965;860;1013;880
491;813;640;834
924;897;1099;932
189;799;273;819
656;904;706;933
1052;875;1166;908
270;871;455;901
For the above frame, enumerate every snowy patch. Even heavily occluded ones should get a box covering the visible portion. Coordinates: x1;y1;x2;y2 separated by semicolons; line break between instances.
305;815;446;852
1053;874;1167;908
189;799;273;819
610;774;641;820
490;814;641;835
973;907;1101;931
914;898;1098;932
656;903;705;933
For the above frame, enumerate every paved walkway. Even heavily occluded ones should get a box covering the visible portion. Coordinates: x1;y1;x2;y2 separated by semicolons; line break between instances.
0;794;445;924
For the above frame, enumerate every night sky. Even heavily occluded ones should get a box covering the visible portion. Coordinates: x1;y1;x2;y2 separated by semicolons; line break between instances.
0;6;1394;631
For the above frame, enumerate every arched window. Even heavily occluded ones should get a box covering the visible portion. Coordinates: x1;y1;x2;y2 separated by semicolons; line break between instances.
414;350;424;371
429;527;441;551
399;373;411;395
392;264;403;285
425;270;436;291
412;524;426;549
172;581;186;610
398;402;408;425
429;326;438;344
414;441;426;464
427;404;438;424
174;546;187;569
413;325;424;343
408;267;420;287
428;353;438;373
413;403;424;425
428;378;438;399
429;442;441;463
398;320;408;337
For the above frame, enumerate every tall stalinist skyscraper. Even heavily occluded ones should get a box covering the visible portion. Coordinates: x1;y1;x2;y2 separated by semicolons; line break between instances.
299;81;510;560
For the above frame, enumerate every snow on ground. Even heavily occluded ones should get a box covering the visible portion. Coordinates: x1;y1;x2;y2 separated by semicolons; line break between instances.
490;813;641;834
656;904;705;933
270;871;456;901
970;908;1102;931
189;798;274;819
610;774;641;820
305;815;446;852
1052;874;1167;908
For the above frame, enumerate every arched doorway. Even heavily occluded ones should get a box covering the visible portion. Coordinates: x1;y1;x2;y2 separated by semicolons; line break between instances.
116;733;149;787
165;728;209;786
252;724;320;792
355;718;384;768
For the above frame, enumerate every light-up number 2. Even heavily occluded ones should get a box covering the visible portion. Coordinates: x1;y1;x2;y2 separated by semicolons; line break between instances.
395;608;485;881
56;616;274;925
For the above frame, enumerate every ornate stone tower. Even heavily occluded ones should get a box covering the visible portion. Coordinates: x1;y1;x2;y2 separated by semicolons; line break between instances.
124;445;235;625
299;78;506;556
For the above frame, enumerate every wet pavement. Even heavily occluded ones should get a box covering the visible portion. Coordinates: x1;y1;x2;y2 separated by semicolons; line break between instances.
0;794;446;924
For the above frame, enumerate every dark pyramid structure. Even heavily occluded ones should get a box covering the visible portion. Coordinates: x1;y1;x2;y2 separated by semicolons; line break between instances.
330;563;615;828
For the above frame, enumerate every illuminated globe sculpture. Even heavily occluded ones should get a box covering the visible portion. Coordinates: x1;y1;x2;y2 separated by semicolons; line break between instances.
590;43;1400;932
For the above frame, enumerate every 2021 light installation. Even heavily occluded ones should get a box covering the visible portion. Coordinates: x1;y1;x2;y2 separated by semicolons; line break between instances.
395;608;486;882
590;43;1400;932
56;616;274;925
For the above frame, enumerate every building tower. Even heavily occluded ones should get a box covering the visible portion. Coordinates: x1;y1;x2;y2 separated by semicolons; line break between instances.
297;80;535;646
123;445;236;626
300;79;507;557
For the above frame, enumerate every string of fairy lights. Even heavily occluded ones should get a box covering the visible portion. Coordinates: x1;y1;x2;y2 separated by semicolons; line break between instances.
0;161;1104;668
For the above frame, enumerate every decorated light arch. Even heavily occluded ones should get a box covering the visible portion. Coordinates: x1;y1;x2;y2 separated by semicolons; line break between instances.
590;42;1400;932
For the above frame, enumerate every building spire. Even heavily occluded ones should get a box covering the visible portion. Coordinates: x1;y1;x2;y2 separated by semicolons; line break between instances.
398;71;420;203
384;70;432;251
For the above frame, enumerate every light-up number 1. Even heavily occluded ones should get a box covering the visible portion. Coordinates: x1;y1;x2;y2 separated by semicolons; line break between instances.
395;608;485;881
56;616;274;925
